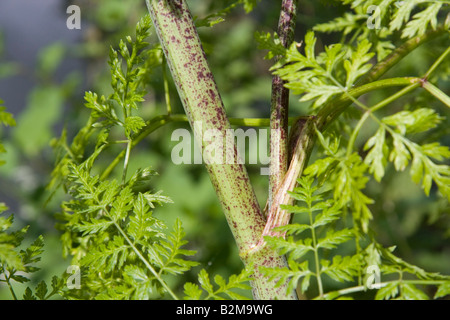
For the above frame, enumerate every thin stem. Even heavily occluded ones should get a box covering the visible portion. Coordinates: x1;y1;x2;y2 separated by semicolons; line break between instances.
340;42;450;154
319;284;370;300
346;110;370;158
1;266;18;300
317;77;421;130
162;55;172;115
423;46;450;79
111;219;179;300
320;279;449;300
269;0;298;214
100;114;175;180
121;139;132;184
346;82;420;156
358;26;446;85
308;201;323;297
422;81;450;107
370;83;419;113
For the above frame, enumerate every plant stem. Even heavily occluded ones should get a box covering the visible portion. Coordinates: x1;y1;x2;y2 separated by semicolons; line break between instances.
268;0;298;214
346;110;370;158
121;140;132;184
422;81;450;108
308;198;323;297
162;55;172;115
320;279;449;300
423;46;450;79
145;0;296;299
260;116;315;240
359;26;446;84
370;83;419;113
112;219;179;300
317;77;421;130
1;266;18;300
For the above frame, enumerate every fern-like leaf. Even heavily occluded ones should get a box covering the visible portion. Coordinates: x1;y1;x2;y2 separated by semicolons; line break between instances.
184;268;252;300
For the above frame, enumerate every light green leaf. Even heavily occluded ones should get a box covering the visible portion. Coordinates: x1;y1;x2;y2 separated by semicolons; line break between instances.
265;236;313;260
382;108;443;135
364;127;387;181
35;281;48;300
402;3;442;39
344;39;374;87
183;282;203;300
434;282;450;299
125;116;146;137
389;133;411;171
400;283;429;300
317;229;353;250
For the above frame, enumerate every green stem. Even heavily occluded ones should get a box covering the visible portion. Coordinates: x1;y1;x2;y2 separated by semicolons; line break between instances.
346;43;450;153
111;219;179;300
358;26;446;84
423;45;450;79
1;266;18;300
145;0;296;300
100;114;175;180
308;201;323;297
121;140;132;184
320;279;449;300
162;55;172;115
422;81;450;108
317;77;421;130
370;83;419;113
346;110;370;158
347;80;421;155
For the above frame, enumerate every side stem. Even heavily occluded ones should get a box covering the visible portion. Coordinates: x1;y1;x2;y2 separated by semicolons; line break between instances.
268;0;298;214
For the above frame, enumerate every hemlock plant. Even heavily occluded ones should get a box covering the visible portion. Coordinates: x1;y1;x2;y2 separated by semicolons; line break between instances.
1;0;449;300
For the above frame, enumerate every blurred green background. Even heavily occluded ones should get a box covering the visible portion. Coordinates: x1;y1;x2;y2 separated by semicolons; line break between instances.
0;0;448;299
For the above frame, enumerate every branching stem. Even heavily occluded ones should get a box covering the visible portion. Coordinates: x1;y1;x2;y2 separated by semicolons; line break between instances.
145;0;297;299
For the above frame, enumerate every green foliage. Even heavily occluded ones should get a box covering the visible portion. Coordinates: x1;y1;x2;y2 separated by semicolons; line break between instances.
263;175;450;299
0;100;15;166
261;176;362;297
364;109;450;198
1;0;448;301
313;0;449;59
270;31;374;108
305;130;374;233
50;13;252;300
52;16;197;299
184;268;252;300
1;106;64;300
258;0;450;300
0;206;64;300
